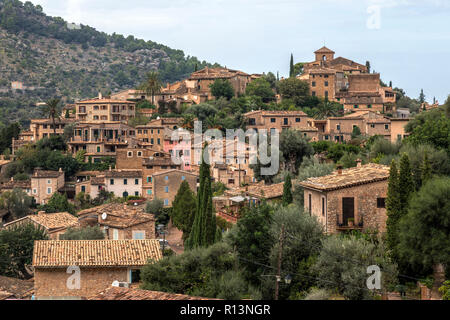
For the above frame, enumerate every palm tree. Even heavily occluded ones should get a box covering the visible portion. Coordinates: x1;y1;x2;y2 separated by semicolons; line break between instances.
41;98;61;135
313;99;341;119
139;71;162;106
206;115;222;130
180;114;195;130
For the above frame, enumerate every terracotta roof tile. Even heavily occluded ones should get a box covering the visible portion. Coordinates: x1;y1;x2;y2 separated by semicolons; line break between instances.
0;179;31;190
33;239;162;268
32;169;64;178
299;163;389;191
3;212;79;231
104;170;142;178
89;287;217;300
0;276;33;300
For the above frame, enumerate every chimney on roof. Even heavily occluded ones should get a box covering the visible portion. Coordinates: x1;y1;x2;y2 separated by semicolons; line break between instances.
10;177;13;182
109;166;112;171
337;165;343;175
59;167;62;173
98;92;102;99
356;159;362;168
124;204;128;210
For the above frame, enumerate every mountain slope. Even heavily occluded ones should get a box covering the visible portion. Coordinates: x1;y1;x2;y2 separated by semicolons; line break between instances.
0;0;219;126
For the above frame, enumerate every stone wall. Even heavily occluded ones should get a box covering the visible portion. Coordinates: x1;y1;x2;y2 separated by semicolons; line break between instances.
34;267;129;299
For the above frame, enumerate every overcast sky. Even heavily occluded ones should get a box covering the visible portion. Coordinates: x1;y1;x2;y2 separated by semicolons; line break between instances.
29;0;450;102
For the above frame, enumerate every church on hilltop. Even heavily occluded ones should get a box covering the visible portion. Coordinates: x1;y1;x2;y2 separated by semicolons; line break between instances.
298;47;396;113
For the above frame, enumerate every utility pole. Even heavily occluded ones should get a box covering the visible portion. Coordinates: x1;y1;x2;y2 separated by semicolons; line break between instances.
274;224;285;300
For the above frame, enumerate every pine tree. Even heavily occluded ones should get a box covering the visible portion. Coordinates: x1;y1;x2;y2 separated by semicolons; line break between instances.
389;81;392;88
185;144;216;249
386;160;401;255
282;174;293;206
289;54;294;78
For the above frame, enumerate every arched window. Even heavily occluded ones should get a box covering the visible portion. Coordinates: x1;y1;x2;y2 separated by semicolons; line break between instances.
322;55;327;61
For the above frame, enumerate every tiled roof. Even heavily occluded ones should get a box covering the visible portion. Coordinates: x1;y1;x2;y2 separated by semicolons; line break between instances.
0;179;31;190
143;157;179;166
30;118;75;124
77;98;134;104
152;169;198;177
0;276;33;300
225;181;286;199
4;212;79;231
314;46;335;54
299;163;389;191
189;67;249;80
104;170;142;178
244;110;307;117
89;287;216;300
99;208;154;229
33;240;162;268
32;169;64;178
90;176;105;185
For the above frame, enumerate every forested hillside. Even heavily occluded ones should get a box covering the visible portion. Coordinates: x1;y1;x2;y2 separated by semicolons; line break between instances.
0;0;219;126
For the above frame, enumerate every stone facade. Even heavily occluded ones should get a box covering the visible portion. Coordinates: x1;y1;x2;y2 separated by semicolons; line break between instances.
390;118;410;143
152;170;198;207
75;95;135;123
301;164;389;234
34;267;129;299
31;168;65;205
68;122;138;162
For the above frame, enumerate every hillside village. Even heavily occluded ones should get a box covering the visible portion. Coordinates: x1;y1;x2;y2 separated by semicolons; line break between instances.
0;2;449;304
0;44;448;301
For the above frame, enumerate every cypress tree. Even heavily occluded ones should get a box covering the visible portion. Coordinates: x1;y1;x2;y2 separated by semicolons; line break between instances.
398;153;414;213
386;160;401;255
282;174;293;206
289;54;294;78
185;144;216;249
171;180;196;241
420;153;432;187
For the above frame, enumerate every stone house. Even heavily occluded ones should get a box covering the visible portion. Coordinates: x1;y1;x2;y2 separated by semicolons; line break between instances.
390;118;410;143
299;162;390;234
31;168;65;205
135;124;167;150
311;110;390;142
103;169;142;198
68;121;138;162
28;118;75;142
151;169;199;207
11;130;34;154
0;178;32;196
75;94;135;123
32;239;162;299
188;67;252;99
77;203;155;240
212;163;253;189
2;211;79;239
244;110;316;139
142;156;182;198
